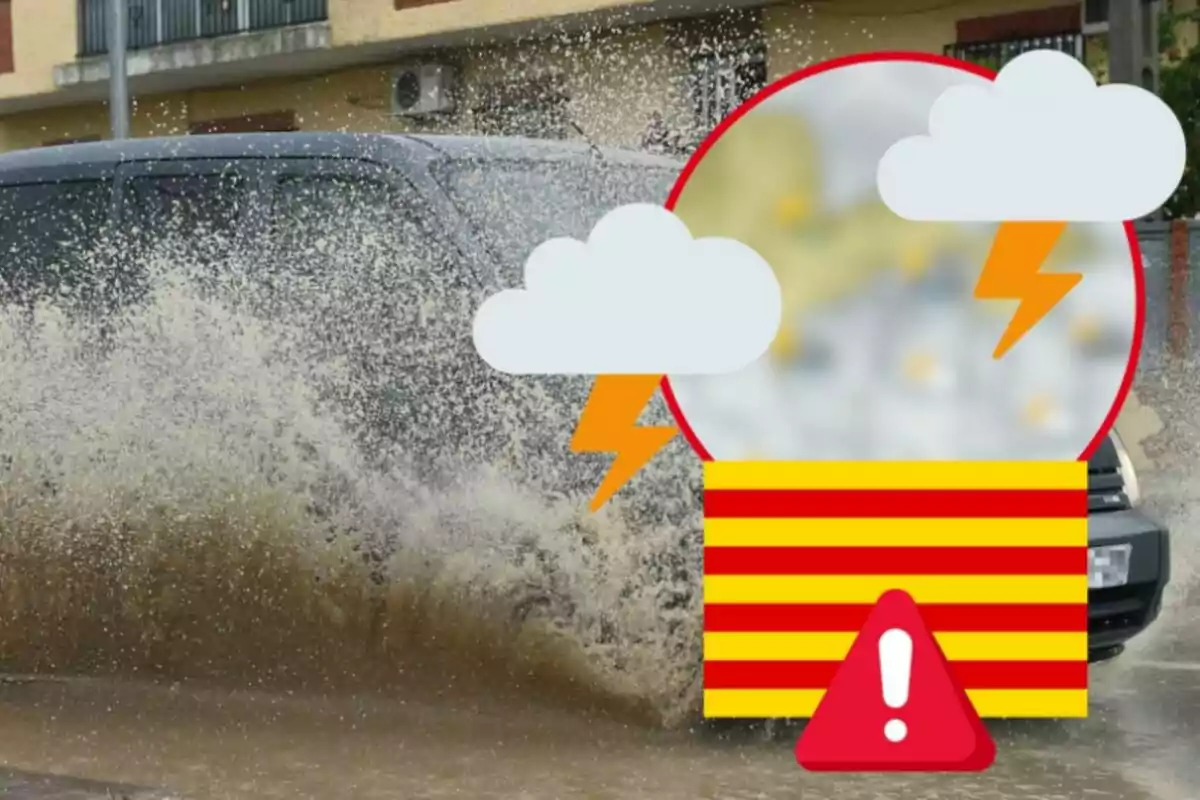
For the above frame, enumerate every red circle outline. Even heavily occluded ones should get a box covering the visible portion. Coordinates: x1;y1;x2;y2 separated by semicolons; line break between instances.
659;50;1146;463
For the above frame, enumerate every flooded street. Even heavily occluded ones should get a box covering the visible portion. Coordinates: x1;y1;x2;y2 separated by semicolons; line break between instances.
0;657;1196;799
1;577;1198;800
1;453;1196;800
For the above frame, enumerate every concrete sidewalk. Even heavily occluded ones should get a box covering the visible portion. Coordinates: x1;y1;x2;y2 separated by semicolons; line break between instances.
0;770;179;799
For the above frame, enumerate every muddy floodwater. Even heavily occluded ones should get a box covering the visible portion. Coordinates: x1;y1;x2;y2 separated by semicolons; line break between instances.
1;452;1197;800
0;644;1198;800
0;467;1198;800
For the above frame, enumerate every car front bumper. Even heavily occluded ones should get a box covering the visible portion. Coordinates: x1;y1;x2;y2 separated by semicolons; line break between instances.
1088;508;1170;654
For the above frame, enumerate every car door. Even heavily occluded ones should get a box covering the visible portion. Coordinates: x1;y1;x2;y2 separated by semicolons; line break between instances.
255;157;498;470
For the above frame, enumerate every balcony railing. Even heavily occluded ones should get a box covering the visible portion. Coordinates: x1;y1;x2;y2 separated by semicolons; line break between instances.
78;0;328;58
944;32;1084;72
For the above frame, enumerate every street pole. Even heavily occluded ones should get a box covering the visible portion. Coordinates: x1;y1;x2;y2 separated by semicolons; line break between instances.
108;0;130;139
1108;0;1162;221
1107;0;1159;92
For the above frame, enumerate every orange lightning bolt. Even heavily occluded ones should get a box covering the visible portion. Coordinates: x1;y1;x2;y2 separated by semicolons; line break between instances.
571;374;679;512
974;220;1081;359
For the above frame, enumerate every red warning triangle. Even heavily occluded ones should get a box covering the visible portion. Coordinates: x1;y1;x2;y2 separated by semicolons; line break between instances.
795;589;996;772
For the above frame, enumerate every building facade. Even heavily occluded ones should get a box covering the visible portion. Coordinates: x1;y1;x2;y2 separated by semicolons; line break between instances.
0;0;1192;152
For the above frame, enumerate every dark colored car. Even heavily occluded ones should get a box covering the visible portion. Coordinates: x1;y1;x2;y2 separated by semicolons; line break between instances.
0;132;1169;663
1085;430;1170;662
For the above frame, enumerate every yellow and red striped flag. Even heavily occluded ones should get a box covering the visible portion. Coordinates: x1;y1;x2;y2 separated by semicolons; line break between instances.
701;460;1090;719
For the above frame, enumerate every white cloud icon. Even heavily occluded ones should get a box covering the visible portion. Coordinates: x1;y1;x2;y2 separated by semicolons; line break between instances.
877;49;1186;221
472;203;782;375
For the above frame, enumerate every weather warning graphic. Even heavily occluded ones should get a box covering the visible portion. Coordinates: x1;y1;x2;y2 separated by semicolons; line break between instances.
472;202;782;510
471;49;1186;773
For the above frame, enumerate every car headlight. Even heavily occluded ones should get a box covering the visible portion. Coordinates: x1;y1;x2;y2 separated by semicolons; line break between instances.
1110;430;1141;507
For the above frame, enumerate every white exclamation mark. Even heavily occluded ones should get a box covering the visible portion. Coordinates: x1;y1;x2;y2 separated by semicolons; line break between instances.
879;627;913;743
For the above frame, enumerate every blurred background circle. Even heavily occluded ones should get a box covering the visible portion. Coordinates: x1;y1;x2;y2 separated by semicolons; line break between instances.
663;54;1141;463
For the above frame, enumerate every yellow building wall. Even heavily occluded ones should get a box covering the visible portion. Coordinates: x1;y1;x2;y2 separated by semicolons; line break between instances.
0;0;76;102
10;0;1161;112
0;104;101;150
0;0;657;109
0;18;688;151
0;66;418;151
4;0;1195;151
458;23;690;148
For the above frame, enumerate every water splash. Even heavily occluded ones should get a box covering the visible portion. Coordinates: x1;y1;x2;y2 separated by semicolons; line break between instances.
0;178;704;727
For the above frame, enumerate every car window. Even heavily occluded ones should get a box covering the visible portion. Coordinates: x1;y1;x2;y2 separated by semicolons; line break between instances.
260;170;486;462
121;170;247;266
429;157;677;280
264;173;470;292
0;180;117;309
267;175;403;275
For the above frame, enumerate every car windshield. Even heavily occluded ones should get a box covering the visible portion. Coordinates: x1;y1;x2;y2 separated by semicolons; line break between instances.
431;155;678;278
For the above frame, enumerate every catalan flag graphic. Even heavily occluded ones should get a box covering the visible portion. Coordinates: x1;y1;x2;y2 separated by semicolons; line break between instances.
702;460;1090;719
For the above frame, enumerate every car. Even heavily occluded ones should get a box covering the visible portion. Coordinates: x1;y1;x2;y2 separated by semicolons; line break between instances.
0;132;1169;665
1086;429;1170;662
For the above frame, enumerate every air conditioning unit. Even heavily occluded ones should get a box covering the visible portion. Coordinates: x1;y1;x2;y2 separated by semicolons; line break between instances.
391;64;457;117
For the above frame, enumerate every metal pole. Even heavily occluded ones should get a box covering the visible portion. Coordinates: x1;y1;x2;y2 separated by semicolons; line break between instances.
108;0;130;139
1143;0;1162;94
1108;0;1159;92
1108;0;1136;85
1108;0;1163;220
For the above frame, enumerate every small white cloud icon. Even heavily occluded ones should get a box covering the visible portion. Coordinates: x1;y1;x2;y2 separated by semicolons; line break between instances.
877;49;1186;221
472;203;782;375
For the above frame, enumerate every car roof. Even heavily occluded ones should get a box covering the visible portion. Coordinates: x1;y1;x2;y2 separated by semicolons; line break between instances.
0;132;394;171
0;131;683;173
400;133;682;170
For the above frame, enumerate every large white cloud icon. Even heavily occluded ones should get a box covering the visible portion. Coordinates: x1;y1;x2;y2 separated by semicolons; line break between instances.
877;49;1187;221
472;203;782;375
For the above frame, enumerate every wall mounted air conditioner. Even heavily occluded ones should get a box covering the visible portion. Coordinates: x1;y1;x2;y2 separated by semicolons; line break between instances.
391;64;457;117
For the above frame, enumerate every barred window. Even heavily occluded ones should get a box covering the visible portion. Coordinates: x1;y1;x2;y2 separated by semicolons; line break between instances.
689;45;767;142
945;32;1084;72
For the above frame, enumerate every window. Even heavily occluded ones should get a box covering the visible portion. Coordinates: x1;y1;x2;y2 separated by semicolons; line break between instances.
200;0;241;38
946;33;1085;71
472;77;569;140
947;5;1089;71
261;169;479;462
431;157;677;279
121;170;246;242
688;45;767;143
0;180;116;308
1083;0;1110;32
127;0;158;50
263;171;465;300
266;175;405;279
121;171;247;266
262;170;469;345
670;9;767;145
429;156;681;478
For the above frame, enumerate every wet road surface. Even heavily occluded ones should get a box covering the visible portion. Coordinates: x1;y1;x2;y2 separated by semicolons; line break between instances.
1;473;1195;800
0;648;1196;800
